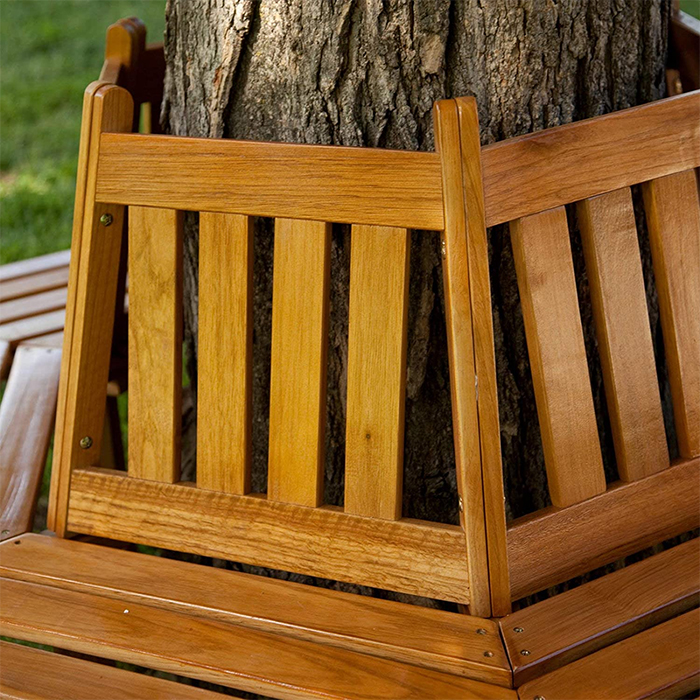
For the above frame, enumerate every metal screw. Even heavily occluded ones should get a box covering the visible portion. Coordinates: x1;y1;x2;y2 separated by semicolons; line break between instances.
80;436;93;450
476;628;487;636
440;239;447;259
123;609;130;614
1;530;9;536
520;649;531;656
513;626;524;633
534;696;545;700
100;213;113;227
483;651;494;658
458;496;464;512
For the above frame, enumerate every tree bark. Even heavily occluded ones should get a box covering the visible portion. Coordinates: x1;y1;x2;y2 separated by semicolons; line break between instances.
162;0;671;577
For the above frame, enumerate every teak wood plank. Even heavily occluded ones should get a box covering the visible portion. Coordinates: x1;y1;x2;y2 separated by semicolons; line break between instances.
0;250;71;284
22;331;64;349
128;206;183;483
642;169;700;459
481;90;700;226
507;457;700;599
0;287;67;325
0;310;65;347
268;218;330;507
433;98;493;618
345;225;409;521
96;132;445;231
67;467;470;603
0;534;511;686
0;266;69;303
511;207;606;507
501;539;700;685
517;608;700;700
0;640;222;700
197;212;252;494
0;346;61;541
0;578;515;700
578;188;669;480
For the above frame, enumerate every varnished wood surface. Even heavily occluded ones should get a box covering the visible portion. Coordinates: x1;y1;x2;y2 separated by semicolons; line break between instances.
0;534;511;685
0;576;515;700
96;132;446;231
0;288;67;325
0;347;61;541
0;640;223;700
578;188;669;481
507;457;700;599
67;468;471;603
517;608;700;700
501;539;699;685
0;250;70;284
0;267;70;303
344;225;409;521
0;309;65;348
511;207;605;507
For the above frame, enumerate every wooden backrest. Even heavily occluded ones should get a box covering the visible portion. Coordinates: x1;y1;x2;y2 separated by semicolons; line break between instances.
436;91;700;615
47;84;496;614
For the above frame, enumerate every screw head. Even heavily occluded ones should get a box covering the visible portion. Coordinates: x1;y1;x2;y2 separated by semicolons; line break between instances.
100;213;113;227
476;628;487;635
440;239;447;259
513;626;524;633
458;496;464;512
79;436;93;449
520;649;531;656
534;696;545;700
483;651;494;658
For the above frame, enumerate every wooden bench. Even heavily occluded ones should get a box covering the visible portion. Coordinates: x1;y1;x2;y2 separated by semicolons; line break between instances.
0;18;163;543
0;74;697;696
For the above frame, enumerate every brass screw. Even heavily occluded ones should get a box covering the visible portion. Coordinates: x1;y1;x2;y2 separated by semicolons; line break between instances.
513;626;524;633
100;213;113;227
520;649;531;656
440;239;447;259
458;496;464;512
483;651;493;658
534;696;545;700
80;436;93;449
476;628;487;635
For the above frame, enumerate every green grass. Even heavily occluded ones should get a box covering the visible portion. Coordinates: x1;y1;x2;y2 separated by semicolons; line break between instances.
680;1;700;19
0;0;165;264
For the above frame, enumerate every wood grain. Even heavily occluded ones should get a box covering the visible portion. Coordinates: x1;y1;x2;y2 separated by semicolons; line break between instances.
128;206;183;483
482;90;700;226
344;225;409;521
0;346;61;540
578;188;669;480
517;608;700;700
67;467;471;603
0;578;514;700
0;288;67;325
642;169;700;459
507;457;700;599
0;640;222;700
511;207;605;507
268;219;330;507
0;250;70;284
0;266;69;303
0;533;510;686
0;310;66;347
197;212;252;494
501;538;699;684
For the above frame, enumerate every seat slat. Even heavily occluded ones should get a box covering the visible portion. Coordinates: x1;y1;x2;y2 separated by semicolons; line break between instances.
642;169;700;459
345;225;409;521
0;309;66;347
578;188;668;480
128;206;183;483
197;212;252;494
510;207;606;507
518;608;700;700
0;287;67;325
0;266;69;303
268;219;331;507
0;249;71;284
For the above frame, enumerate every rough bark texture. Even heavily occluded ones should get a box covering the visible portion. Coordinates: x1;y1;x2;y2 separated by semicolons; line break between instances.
162;0;671;575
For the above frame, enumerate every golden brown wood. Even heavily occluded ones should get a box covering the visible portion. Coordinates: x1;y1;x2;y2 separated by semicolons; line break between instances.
642;170;700;459
507;457;700;599
95;133;445;231
48;83;133;537
0;250;71;284
517;608;700;700
0;641;222;700
0;267;70;303
128;206;183;483
0;577;515;700
0;288;67;325
67;467;471;603
433;99;492;618
0;533;511;686
0;347;61;541
511;207;605;507
268;219;330;507
481;91;700;227
578;188;669;480
501;539;699;685
344;225;409;521
197;212;252;494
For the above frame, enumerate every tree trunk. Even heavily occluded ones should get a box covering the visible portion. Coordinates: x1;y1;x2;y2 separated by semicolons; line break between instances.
162;0;671;588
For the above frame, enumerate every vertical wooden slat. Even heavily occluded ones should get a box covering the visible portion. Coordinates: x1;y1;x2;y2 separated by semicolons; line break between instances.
128;206;183;483
267;218;331;507
48;84;133;537
344;225;409;521
643;170;700;459
197;213;253;494
433;97;494;617
511;207;606;508
578;188;669;480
